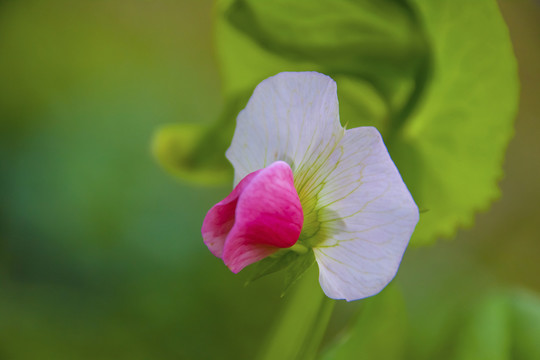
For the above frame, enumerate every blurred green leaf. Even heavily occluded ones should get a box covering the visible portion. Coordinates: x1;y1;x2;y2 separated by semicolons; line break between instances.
391;0;519;244
152;123;232;185
454;294;511;360
510;290;540;360
453;290;540;360
216;0;430;133
322;285;407;360
152;91;251;185
219;0;428;107
322;283;540;360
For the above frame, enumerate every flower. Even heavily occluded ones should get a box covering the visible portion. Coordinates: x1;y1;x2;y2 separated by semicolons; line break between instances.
202;72;419;301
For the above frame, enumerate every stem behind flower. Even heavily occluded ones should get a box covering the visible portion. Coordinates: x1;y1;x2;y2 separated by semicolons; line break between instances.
257;265;335;360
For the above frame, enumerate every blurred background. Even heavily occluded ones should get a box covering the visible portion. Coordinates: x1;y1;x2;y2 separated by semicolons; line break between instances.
0;0;539;359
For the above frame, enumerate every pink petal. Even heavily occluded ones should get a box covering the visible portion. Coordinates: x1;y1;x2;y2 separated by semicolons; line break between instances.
201;161;303;273
201;169;261;258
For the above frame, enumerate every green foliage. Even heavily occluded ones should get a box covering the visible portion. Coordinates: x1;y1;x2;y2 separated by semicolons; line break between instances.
218;0;428;111
151;92;251;185
454;294;511;360
152;123;231;185
322;287;540;360
322;285;407;360
390;0;519;244
155;0;518;246
510;291;540;360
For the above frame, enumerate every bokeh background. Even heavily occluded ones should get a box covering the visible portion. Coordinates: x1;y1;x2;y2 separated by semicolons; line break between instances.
0;0;539;359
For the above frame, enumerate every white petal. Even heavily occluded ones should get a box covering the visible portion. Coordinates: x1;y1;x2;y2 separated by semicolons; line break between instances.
226;72;345;186
312;127;419;301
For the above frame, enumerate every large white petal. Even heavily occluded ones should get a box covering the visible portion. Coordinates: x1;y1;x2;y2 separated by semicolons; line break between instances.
226;72;345;186
312;127;419;301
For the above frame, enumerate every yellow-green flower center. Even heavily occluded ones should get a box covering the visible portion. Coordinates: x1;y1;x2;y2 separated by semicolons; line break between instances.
295;176;330;249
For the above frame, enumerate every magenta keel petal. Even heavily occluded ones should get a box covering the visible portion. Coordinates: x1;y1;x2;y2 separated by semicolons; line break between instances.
201;169;261;257
202;161;304;273
224;161;304;272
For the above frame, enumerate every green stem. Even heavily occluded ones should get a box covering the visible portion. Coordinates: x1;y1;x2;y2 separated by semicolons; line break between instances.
300;295;335;360
257;265;335;360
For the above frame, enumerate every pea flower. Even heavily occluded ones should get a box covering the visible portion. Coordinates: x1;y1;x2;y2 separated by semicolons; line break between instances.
202;72;419;301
